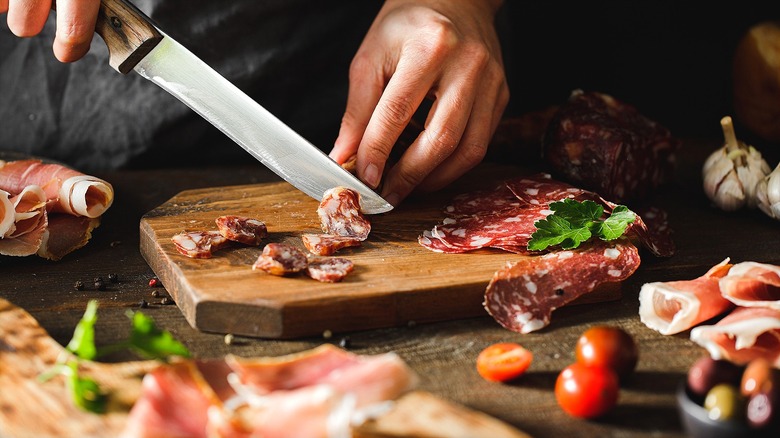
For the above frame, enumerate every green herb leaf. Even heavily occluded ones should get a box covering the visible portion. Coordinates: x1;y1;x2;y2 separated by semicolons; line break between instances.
528;200;637;251
38;361;106;413
66;299;99;360
126;310;190;360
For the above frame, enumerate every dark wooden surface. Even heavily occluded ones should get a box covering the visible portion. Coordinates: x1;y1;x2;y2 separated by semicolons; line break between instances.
1;138;779;437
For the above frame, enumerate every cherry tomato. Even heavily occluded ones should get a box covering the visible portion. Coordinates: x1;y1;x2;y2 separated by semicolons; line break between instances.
555;363;619;419
476;342;533;382
575;326;638;378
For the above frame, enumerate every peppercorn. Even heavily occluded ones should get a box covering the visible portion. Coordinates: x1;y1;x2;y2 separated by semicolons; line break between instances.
161;297;174;305
148;277;160;287
94;277;105;291
108;273;119;283
74;280;84;291
138;299;149;308
338;336;351;349
151;290;162;298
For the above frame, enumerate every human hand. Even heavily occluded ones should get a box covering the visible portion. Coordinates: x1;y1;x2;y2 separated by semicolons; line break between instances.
330;0;509;206
1;0;101;62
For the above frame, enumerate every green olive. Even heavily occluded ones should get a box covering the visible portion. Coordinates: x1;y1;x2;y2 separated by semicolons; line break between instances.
704;383;746;422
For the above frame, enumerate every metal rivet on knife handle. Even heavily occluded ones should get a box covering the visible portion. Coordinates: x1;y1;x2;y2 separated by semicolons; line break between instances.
96;0;163;74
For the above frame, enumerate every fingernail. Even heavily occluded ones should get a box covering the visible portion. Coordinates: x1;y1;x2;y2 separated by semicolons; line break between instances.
363;163;380;188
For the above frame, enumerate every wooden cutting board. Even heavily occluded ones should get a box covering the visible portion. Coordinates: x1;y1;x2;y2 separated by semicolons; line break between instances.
0;298;531;438
139;165;620;339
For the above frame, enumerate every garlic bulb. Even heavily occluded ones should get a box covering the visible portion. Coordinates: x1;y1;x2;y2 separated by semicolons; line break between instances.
702;116;771;211
756;162;780;220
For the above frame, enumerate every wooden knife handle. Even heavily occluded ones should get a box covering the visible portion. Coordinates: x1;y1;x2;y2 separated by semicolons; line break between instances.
95;0;163;74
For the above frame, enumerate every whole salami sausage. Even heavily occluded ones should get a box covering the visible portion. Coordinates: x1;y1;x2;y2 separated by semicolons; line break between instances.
542;90;680;202
484;240;641;333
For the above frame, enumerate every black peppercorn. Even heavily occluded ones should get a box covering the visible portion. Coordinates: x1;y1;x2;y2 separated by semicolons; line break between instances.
338;336;351;349
74;280;84;291
139;299;148;308
151;290;162;298
161;297;174;305
94;278;106;291
108;273;119;283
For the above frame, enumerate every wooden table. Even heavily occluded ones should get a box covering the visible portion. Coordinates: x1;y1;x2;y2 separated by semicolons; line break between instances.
2;138;778;438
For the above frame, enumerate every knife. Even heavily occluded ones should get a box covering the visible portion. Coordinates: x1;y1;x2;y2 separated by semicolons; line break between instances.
94;0;393;214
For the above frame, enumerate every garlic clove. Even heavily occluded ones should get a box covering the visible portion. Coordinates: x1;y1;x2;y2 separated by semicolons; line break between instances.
756;163;780;220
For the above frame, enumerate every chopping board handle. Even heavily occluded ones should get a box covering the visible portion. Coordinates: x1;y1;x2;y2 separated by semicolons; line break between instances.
95;0;163;74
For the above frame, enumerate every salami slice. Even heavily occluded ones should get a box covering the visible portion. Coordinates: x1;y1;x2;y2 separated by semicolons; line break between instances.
301;233;361;256
318;187;370;240
171;230;230;259
484;240;641;333
215;215;267;246
306;257;355;283
252;243;308;276
505;173;599;206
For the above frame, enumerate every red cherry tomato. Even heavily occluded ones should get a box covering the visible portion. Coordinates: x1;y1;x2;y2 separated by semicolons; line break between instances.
476;342;533;382
575;326;638;378
555;363;620;418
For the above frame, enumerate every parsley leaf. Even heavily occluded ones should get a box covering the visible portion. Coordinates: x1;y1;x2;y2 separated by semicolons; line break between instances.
528;200;636;251
41;300;189;414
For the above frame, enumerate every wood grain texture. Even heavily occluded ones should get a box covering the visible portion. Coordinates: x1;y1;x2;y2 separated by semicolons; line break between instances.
139;165;620;339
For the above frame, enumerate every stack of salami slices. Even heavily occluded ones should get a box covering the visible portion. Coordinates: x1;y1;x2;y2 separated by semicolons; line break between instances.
0;159;113;260
419;173;675;334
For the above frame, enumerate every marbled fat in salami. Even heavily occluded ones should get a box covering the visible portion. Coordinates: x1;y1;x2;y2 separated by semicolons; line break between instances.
215;215;267;246
306;257;355;283
317;187;370;241
484;240;641;333
171;230;230;259
252;243;308;276
542;90;680;202
301;233;361;256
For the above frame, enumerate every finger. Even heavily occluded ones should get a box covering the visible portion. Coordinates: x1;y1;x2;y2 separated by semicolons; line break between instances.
356;52;443;189
379;75;477;205
6;0;52;37
52;0;99;62
330;52;385;165
419;71;509;192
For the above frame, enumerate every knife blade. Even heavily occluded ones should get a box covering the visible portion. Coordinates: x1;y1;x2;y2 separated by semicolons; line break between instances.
95;0;393;214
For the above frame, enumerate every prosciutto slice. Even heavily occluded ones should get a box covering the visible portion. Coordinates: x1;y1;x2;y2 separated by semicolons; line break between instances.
719;261;780;310
0;159;113;218
638;259;734;335
122;345;417;438
689;306;780;367
0;185;49;256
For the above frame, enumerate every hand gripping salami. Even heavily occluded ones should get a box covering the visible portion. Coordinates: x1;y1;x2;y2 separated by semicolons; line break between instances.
484;240;641;333
542;90;680;202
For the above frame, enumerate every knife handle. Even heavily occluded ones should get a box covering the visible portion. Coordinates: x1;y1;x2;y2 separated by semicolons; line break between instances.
95;0;163;74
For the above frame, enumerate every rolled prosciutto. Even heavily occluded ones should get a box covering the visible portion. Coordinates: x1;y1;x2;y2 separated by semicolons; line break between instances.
719;261;780;310
0;185;49;257
689;306;780;367
0;159;113;218
638;259;734;335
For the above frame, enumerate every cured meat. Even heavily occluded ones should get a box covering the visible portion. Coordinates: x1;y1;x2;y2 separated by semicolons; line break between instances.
484;240;641;333
0;190;14;237
37;215;100;261
253;243;308;276
719;261;780;310
302;233;361;256
171;230;230;259
318;187;370;241
542;90;680;202
306;257;355;283
0;159;113;218
0;185;48;257
689;306;780;367
419;173;675;258
638;259;734;335
215;215;267;246
122;345;418;438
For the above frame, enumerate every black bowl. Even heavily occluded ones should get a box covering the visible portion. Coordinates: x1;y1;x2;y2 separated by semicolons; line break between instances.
676;381;777;438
